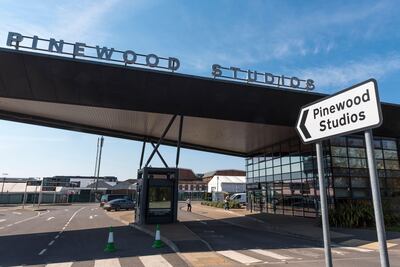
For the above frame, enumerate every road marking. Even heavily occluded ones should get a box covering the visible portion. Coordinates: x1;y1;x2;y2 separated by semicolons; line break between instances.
46;262;73;267
0;219;6;223
359;241;398;250
139;255;172;267
337;246;373;253
11;210;49;227
0;226;4;230
312;247;345;256
7;224;13;227
47;217;55;221
203;230;215;233
250;249;294;260
94;214;98;217
288;248;320;258
195;219;207;225
217;250;262;264
90;215;93;219
64;209;69;211
94;258;121;267
12;211;22;215
38;207;85;257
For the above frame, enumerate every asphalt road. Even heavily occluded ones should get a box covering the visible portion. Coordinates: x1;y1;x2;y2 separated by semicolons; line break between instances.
0;204;187;267
178;203;400;267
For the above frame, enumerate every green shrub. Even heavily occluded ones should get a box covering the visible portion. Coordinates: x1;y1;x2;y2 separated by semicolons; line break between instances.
200;200;241;209
328;200;400;228
229;200;241;209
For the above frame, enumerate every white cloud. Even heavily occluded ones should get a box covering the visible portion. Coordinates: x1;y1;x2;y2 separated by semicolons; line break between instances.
296;54;400;92
0;0;122;46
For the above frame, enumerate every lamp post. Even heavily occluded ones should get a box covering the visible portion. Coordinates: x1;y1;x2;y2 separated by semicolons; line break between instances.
94;136;104;202
1;173;8;204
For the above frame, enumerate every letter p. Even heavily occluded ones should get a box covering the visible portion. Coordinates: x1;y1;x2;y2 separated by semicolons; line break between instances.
313;108;319;119
7;32;23;47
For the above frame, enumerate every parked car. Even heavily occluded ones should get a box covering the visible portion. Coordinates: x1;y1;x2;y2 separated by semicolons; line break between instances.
229;193;247;204
103;198;135;211
100;194;130;207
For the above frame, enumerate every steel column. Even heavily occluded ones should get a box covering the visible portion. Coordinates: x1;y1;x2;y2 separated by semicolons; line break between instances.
316;142;333;267
139;140;146;169
144;115;177;168
365;129;390;267
176;115;184;168
151;142;169;168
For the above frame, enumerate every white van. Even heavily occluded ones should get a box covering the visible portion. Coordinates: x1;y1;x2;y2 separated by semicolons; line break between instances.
229;193;247;204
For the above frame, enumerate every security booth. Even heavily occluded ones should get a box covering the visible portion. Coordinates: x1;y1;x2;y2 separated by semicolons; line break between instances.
135;167;179;225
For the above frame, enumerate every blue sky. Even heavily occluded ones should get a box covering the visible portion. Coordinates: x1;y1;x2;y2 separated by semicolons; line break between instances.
0;0;400;179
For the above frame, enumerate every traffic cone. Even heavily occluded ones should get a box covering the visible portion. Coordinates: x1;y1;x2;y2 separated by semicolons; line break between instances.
104;226;116;252
152;224;163;248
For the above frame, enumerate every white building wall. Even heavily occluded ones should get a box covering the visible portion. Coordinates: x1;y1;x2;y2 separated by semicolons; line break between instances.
207;176;246;193
220;183;245;193
207;176;220;192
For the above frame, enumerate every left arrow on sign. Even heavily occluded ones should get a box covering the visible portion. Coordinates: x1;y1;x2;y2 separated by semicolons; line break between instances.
299;109;311;139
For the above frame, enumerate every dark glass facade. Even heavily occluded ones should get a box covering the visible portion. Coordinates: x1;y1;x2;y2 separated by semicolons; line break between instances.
246;135;400;217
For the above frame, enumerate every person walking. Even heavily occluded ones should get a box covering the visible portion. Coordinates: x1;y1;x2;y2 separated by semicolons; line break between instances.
224;195;230;210
186;197;192;212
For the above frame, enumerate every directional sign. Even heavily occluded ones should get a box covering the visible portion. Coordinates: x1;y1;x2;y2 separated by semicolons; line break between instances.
296;79;382;143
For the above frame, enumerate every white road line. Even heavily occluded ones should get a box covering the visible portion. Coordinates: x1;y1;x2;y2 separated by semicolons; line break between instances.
12;211;22;215
250;249;294;260
64;209;69;211
46;262;73;267
55;235;60;239
196;219;207;225
48;240;55;246
94;258;121;267
11;210;49;227
312;247;346;256
47;217;55;221
38;249;47;255
94;214;98;217
7;224;13;227
139;255;173;267
217;250;262;264
0;219;6;223
337;246;373;253
0;226;4;230
89;215;93;219
288;248;321;258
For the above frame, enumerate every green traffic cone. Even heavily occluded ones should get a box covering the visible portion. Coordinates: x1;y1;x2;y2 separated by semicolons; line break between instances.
152;224;164;248
104;226;116;252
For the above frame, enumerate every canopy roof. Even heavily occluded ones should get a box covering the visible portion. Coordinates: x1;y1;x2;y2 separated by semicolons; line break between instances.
1;48;400;157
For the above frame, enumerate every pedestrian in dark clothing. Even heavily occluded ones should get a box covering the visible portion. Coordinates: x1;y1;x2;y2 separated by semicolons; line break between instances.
186;198;192;212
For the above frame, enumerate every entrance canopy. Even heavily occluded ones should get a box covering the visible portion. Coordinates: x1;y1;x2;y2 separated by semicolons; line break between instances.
1;48;400;157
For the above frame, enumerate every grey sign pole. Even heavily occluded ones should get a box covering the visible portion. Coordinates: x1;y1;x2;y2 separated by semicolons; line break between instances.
364;129;390;267
315;142;333;267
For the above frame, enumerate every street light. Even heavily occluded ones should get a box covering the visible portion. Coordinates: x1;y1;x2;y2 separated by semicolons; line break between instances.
94;136;104;202
1;173;8;197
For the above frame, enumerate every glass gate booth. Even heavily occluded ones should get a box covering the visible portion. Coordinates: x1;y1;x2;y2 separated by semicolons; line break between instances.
135;167;179;225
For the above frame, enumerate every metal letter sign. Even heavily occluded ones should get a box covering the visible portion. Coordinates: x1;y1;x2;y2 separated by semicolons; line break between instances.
296;79;382;143
296;78;390;267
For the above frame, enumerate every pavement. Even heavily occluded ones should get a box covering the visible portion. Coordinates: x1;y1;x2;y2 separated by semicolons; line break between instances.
0;203;187;267
131;201;400;267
